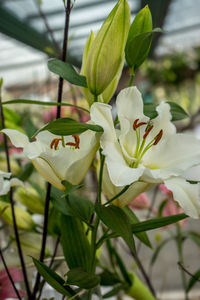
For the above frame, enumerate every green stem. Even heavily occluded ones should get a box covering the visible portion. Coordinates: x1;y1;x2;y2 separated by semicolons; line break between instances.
94;94;98;102
128;68;135;87
104;185;130;206
176;224;189;300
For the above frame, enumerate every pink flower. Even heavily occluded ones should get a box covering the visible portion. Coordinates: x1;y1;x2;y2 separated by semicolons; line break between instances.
129;193;150;210
0;267;26;299
159;184;186;227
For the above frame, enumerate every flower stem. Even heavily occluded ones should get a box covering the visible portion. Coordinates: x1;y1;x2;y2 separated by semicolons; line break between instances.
104;185;130;206
0;83;32;299
128;68;135;87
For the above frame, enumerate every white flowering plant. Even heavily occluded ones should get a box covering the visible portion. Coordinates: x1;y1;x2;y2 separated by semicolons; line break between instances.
0;1;200;300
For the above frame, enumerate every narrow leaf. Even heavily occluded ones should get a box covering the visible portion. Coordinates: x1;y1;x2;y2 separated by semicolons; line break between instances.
96;205;136;254
150;237;173;265
66;268;100;289
1;99;89;113
34;117;103;137
123;207;152;248
60;215;92;271
48;59;87;87
32;258;74;297
186;269;200;292
100;270;121;286
103;284;126;298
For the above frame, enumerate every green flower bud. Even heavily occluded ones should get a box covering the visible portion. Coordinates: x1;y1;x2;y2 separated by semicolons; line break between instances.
0;201;35;230
86;0;130;96
81;32;124;105
126;272;156;300
14;186;45;215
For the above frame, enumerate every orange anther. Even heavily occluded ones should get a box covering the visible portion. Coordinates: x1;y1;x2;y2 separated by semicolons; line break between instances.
143;125;153;139
153;130;163;145
50;138;62;150
133;119;147;130
66;134;80;149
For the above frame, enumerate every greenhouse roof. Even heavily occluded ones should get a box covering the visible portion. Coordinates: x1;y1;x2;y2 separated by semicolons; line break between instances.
0;0;200;86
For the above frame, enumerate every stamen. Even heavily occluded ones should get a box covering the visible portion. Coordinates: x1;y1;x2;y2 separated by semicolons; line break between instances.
143;125;153;139
66;134;80;149
50;138;62;150
133;119;147;130
153;130;163;145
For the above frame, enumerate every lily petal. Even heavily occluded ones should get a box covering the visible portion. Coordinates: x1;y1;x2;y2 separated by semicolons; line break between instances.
1;129;29;148
164;177;200;219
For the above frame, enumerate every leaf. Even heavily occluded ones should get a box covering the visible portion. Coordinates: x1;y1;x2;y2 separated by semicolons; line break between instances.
100;270;121;286
167;101;189;121
144;102;188;121
122;207;152;248
66;268;100;289
157;199;168;217
96;205;136;254
48;59;87;87
60;215;92;271
34;117;103;137
32;258;74;297
186;269;200;292
2;99;89;113
131;214;188;233
18;163;34;181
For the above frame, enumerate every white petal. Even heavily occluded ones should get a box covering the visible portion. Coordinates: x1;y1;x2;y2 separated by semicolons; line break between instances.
0;180;10;196
116;87;147;135
183;165;200;181
10;178;24;188
32;158;65;190
2;129;29;148
164;177;200;219
144;134;200;177
90;102;117;144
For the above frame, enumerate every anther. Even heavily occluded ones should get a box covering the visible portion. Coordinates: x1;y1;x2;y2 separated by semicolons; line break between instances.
153;130;163;145
66;134;80;149
50;138;62;150
133;119;147;130
143;125;153;139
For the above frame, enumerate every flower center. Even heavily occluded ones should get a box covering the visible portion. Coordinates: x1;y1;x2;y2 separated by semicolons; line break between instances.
131;118;163;168
50;134;80;150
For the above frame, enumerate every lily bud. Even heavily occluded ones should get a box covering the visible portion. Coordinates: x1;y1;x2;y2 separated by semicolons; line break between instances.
126;273;156;300
0;201;35;230
86;0;130;96
14;186;45;215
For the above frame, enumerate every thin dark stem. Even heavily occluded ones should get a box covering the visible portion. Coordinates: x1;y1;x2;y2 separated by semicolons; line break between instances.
178;261;200;283
32;1;71;297
32;183;52;298
0;86;32;298
37;237;60;300
34;0;61;56
0;248;22;300
56;0;71;119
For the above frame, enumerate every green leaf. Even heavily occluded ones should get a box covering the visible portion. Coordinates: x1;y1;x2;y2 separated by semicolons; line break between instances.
60;215;92;271
122;207;152;248
34;117;103;137
131;214;188;233
158;199;168;217
167;101;189;121
48;59;87;87
144;102;188;121
96;205;136;254
1;99;89;113
66;268;100;289
100;269;121;286
32;258;74;297
18;163;34;181
186;269;200;292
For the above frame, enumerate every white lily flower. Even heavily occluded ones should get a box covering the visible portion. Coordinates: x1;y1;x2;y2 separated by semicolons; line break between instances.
0;170;23;196
91;87;200;218
2;129;100;190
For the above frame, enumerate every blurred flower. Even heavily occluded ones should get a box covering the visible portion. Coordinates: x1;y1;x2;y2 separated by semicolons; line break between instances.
2;129;100;190
0;170;23;196
91;86;200;218
0;267;25;299
128;193;150;210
